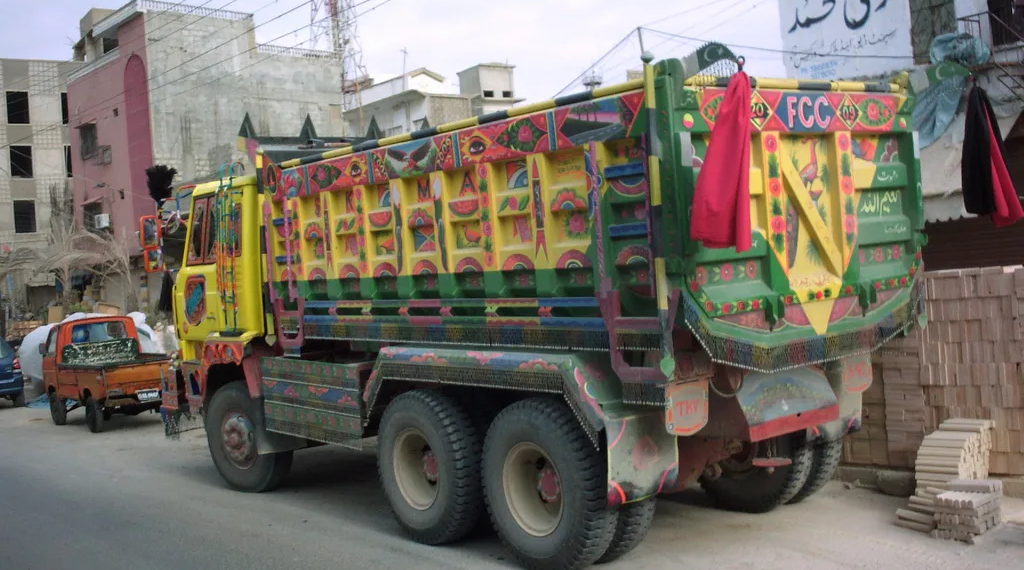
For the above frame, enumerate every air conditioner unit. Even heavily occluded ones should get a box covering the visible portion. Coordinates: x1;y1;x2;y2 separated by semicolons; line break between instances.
96;145;112;165
94;213;111;229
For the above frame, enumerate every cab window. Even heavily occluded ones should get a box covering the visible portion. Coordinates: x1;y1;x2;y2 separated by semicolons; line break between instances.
187;197;209;266
45;329;58;356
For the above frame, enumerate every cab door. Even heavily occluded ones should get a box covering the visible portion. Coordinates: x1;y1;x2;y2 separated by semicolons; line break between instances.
41;327;59;393
174;194;223;354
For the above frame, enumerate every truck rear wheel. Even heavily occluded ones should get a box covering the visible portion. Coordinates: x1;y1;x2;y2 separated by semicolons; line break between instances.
483;398;615;570
701;434;812;514
205;381;293;493
49;392;67;426
787;438;843;504
85;397;104;433
596;497;657;564
377;390;483;545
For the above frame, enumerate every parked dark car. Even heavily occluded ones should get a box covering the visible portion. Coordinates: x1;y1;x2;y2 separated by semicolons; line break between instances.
0;337;25;407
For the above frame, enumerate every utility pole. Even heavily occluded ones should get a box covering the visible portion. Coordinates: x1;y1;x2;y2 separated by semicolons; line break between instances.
328;0;347;136
401;47;408;91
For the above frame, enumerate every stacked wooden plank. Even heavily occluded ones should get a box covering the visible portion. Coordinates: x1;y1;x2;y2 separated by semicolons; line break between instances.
914;419;994;488
895;419;995;533
932;479;1003;544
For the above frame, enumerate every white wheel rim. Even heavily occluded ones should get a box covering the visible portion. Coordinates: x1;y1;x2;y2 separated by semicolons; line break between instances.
393;428;438;510
502;442;563;537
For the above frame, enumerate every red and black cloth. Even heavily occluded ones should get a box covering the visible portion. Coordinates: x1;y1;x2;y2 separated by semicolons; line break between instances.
690;71;753;253
962;83;1023;227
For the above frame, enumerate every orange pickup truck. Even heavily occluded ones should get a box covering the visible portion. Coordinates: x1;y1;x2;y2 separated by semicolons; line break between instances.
42;316;172;433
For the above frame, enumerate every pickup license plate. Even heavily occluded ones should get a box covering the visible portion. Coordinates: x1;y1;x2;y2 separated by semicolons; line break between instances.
137;389;160;402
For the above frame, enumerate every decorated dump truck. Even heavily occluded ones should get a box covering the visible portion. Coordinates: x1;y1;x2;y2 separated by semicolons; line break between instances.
142;46;925;569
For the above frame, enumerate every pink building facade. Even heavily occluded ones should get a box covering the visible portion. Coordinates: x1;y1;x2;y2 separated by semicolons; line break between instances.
68;9;154;256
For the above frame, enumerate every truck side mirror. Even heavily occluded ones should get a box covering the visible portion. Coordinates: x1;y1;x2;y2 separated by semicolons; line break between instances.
140;215;160;249
38;343;46;356
143;248;165;273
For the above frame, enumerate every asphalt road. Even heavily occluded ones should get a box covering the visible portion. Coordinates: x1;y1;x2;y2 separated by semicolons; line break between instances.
1;399;1022;570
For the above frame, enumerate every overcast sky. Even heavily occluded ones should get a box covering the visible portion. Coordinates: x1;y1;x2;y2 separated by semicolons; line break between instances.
0;0;786;101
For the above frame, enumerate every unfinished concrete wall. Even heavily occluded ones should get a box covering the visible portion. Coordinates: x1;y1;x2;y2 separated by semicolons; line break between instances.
845;266;1024;475
144;11;342;181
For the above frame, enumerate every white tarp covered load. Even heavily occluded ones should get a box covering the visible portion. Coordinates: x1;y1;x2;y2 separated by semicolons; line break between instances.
17;311;171;384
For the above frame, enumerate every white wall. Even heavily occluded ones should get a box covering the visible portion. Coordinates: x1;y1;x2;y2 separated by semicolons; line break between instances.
777;0;915;79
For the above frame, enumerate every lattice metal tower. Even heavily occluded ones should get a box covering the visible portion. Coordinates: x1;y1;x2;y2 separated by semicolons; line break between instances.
309;0;371;137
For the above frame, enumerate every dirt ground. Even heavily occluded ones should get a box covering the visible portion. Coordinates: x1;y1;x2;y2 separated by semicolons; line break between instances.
0;399;1021;570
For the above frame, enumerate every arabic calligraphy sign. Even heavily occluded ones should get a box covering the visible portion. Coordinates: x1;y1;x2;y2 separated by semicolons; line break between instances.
777;0;914;80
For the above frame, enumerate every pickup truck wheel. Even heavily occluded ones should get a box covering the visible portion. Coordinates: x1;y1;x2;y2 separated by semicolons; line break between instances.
700;434;812;514
596;498;657;564
377;390;483;545
787;437;844;504
85;397;104;433
12;392;25;407
49;393;67;426
483;398;615;570
205;381;293;493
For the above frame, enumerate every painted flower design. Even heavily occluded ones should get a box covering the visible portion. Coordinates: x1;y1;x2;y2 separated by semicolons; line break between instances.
769;179;782;197
705;300;715;313
874;248;885;262
720;263;734;282
746;261;758;279
752;299;761;309
859;250;866;263
737;301;746;311
482;221;493;236
900;276;908;286
696;266;709;285
518;125;534;143
838;135;850;152
842;178;854;195
509;196;519;210
568;213;588;235
845;216;857;233
764;135;778;153
771;216;786;234
722;302;733;314
520;359;559;372
484;252;495;267
785;294;794;305
867;103;881;122
892;245;902;259
690;280;700;292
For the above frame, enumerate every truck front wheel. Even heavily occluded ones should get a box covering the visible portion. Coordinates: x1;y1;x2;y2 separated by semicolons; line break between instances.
700;434;812;514
205;381;293;493
377;390;483;545
483;397;615;570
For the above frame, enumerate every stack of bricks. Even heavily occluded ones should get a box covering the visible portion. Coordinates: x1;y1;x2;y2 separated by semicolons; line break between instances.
932;479;1003;544
845;266;1024;475
841;366;890;465
914;419;994;489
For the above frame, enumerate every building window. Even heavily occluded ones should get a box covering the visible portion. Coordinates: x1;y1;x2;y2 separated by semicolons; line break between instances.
83;202;102;231
502;90;512;98
79;124;98;159
483;90;494;98
13;200;36;234
102;38;118;54
9;145;33;178
5;91;29;124
61;93;69;125
65;145;73;178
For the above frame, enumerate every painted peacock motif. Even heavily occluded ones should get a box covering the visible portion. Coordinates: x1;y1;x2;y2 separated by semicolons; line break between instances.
786;138;829;269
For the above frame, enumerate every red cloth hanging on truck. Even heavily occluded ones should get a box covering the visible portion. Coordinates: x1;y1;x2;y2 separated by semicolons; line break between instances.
689;71;752;253
961;82;1023;227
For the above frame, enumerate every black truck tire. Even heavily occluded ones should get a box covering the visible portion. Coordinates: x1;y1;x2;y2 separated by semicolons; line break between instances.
483;397;615;570
787;438;844;505
377;390;483;545
596;497;657;564
49;392;67;426
701;434;813;514
85;397;104;433
205;381;293;493
12;391;25;407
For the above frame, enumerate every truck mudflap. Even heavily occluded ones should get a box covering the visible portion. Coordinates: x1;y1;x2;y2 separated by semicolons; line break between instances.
696;365;840;443
366;346;680;506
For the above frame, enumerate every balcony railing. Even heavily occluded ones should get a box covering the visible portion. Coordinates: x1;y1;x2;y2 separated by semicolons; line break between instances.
256;44;338;60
